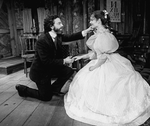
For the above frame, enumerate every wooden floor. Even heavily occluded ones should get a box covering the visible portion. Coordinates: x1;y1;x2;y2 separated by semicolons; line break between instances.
0;70;150;126
0;70;93;126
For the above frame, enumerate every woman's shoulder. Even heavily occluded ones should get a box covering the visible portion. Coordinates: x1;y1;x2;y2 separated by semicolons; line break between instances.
97;30;117;41
96;30;119;50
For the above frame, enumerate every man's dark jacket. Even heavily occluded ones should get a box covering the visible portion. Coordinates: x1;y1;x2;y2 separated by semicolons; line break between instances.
29;32;84;82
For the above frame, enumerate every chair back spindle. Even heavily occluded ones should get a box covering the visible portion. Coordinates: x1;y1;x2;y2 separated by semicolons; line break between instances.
19;35;38;77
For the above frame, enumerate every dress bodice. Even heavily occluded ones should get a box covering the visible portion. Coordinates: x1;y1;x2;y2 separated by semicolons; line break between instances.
86;29;119;58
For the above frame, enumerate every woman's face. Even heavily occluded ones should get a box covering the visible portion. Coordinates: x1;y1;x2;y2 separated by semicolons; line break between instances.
89;14;101;30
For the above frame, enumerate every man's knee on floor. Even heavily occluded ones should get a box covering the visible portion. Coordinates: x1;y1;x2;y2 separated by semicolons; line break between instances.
40;94;52;101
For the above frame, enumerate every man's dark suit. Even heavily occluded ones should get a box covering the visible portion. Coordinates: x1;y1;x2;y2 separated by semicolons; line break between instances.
26;32;84;101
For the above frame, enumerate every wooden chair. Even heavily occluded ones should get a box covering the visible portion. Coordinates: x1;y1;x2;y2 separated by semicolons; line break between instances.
117;20;142;58
20;35;38;77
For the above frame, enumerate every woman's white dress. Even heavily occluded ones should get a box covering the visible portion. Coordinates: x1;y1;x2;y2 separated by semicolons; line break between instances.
64;30;150;126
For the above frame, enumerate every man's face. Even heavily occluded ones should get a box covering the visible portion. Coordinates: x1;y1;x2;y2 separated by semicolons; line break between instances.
53;18;63;33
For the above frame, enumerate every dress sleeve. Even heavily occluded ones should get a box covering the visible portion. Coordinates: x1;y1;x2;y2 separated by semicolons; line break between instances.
95;32;119;58
85;34;97;59
87;50;96;59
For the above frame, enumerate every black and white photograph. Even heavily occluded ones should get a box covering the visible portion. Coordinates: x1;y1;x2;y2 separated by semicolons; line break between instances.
0;0;149;126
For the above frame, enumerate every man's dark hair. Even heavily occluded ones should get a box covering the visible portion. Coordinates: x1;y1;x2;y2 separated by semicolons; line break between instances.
44;14;59;33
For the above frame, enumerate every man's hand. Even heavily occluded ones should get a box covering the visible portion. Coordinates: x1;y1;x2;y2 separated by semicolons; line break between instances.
82;26;93;36
85;26;93;33
64;56;74;64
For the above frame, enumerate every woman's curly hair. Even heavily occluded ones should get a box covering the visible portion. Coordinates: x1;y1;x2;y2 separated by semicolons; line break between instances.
44;14;59;33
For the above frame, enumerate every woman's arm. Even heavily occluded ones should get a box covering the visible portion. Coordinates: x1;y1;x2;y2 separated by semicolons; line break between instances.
73;51;96;61
89;54;107;71
73;53;90;61
89;51;97;60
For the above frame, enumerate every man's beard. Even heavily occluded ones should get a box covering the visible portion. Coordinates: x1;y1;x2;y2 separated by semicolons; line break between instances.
54;27;63;34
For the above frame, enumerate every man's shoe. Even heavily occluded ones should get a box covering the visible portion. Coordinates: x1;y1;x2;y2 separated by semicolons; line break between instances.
15;84;28;97
52;91;65;97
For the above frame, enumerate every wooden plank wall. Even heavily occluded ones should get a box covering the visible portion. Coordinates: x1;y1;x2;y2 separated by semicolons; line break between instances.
0;1;11;58
42;0;149;54
6;0;19;56
0;0;148;58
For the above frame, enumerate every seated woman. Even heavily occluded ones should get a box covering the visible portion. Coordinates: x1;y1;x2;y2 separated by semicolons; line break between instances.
64;10;150;126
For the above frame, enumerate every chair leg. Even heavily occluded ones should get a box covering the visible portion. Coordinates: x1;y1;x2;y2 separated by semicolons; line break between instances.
23;60;25;74
24;58;28;77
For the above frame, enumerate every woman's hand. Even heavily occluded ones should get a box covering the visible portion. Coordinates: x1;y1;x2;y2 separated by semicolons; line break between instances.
89;66;96;71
